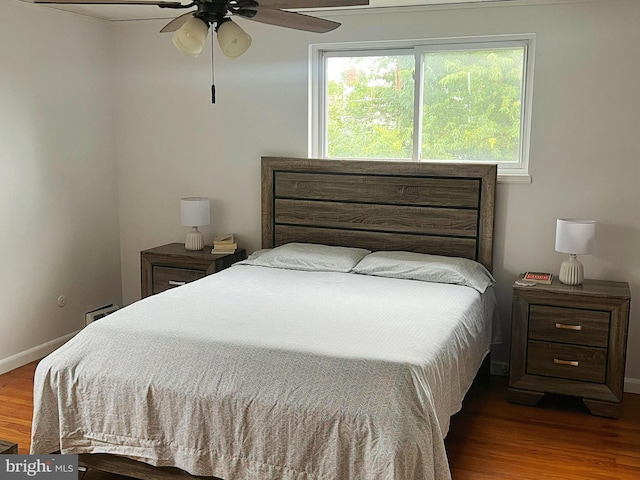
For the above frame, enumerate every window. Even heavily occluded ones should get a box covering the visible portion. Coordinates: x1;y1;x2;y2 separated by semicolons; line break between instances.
310;35;535;182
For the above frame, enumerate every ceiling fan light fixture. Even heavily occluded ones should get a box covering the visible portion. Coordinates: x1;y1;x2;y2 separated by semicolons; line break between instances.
216;18;252;58
172;17;210;58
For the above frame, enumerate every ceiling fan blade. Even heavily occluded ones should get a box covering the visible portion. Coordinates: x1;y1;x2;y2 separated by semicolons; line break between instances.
256;0;368;7
245;8;340;33
34;0;184;5
160;11;194;33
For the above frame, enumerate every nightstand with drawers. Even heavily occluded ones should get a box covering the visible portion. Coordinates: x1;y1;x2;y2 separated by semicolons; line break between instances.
508;277;631;418
140;243;246;298
0;439;18;454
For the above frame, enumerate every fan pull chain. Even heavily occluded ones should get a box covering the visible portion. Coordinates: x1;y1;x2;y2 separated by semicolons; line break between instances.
211;31;216;104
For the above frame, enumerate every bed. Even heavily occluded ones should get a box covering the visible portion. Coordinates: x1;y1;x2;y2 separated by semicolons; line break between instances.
31;157;497;480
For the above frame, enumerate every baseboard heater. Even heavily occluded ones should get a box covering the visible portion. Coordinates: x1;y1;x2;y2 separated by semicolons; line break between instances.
85;304;120;326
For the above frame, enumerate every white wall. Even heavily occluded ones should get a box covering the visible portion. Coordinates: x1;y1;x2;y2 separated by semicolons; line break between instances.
3;0;638;387
0;1;122;373
113;0;640;384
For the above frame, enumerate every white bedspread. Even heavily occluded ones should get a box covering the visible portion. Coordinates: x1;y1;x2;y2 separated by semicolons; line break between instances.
31;265;497;480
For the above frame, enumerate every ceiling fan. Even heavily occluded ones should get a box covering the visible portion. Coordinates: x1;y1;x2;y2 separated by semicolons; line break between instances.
34;1;369;55
34;0;368;102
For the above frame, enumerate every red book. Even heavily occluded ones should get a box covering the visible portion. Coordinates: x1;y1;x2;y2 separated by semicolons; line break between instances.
523;271;553;284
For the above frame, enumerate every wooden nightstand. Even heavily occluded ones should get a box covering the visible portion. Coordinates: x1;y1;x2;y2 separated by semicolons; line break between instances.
508;276;631;418
140;243;246;298
0;439;18;454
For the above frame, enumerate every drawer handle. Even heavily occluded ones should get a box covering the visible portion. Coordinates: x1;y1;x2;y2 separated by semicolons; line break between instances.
554;358;579;367
555;323;582;331
168;280;187;286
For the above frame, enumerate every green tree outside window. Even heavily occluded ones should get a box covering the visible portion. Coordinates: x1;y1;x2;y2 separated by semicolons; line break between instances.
326;48;524;163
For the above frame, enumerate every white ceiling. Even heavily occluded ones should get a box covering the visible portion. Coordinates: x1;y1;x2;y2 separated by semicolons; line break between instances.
23;0;515;21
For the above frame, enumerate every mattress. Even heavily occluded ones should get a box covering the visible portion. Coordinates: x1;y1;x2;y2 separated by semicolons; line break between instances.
31;264;497;480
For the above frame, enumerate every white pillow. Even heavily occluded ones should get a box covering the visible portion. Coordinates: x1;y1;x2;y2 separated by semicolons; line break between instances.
352;251;495;293
238;243;371;273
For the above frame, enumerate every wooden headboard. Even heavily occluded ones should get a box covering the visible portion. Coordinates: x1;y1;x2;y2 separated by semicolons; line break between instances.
261;157;497;272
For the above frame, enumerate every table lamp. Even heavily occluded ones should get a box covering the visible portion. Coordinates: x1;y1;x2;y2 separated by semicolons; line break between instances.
555;218;596;285
180;197;210;251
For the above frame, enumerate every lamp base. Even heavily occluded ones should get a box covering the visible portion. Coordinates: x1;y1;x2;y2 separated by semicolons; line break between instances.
185;227;204;251
559;254;584;285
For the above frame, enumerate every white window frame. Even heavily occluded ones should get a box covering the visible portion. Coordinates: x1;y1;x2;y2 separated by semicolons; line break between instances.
310;34;535;184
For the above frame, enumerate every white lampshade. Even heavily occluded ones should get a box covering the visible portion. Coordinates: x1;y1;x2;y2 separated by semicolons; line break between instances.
555;219;596;254
180;197;210;251
555;218;595;285
173;17;210;58
216;19;252;58
181;197;210;226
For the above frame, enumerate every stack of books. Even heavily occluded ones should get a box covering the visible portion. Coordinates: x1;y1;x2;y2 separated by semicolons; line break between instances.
211;234;237;254
522;271;553;284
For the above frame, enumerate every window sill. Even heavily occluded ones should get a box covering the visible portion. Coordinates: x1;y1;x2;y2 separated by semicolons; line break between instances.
498;173;532;184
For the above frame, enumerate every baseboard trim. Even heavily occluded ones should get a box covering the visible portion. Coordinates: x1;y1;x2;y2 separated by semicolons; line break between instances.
625;377;640;394
0;330;80;375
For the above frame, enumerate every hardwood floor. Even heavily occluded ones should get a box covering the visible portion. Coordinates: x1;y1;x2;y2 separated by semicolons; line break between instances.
1;361;639;479
446;377;640;479
0;361;35;455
